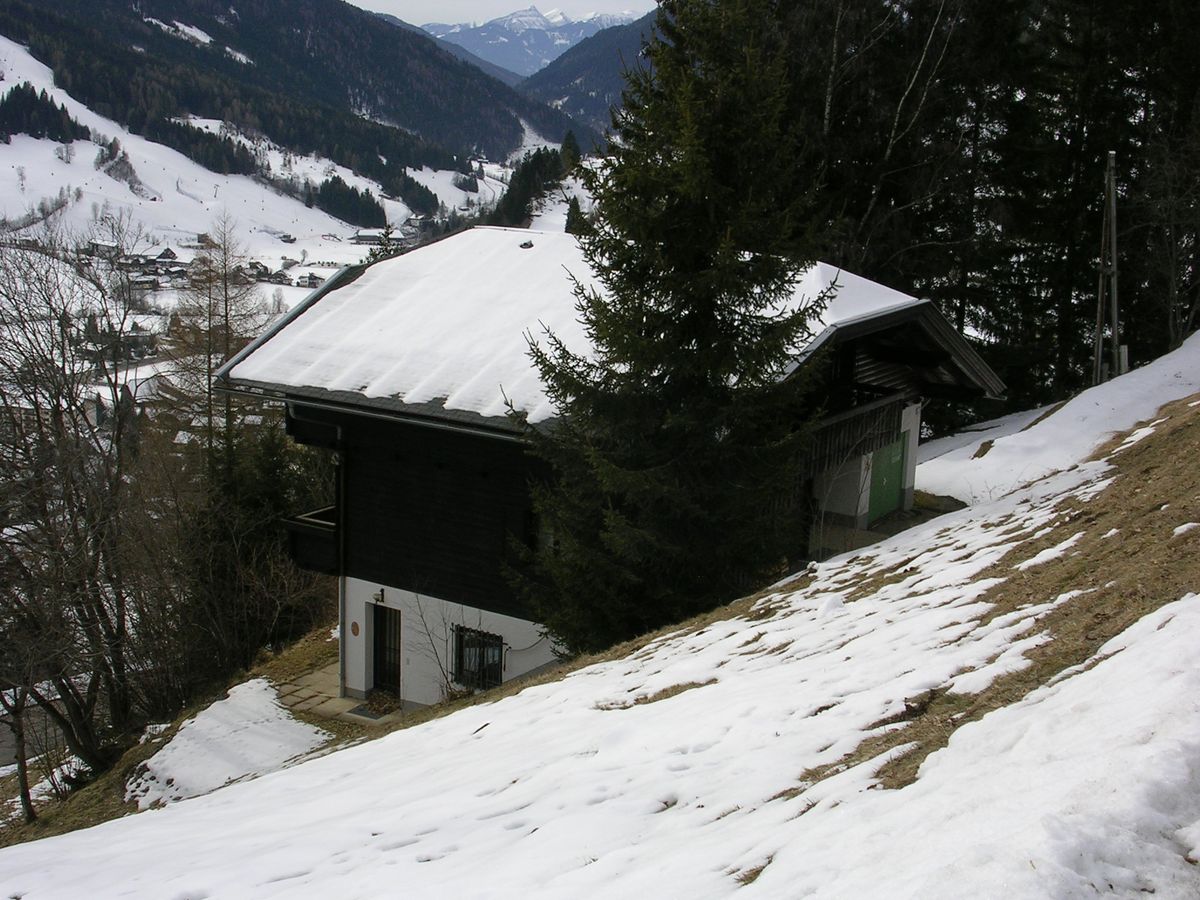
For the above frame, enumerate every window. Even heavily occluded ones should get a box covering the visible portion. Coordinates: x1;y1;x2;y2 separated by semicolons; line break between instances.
454;626;503;689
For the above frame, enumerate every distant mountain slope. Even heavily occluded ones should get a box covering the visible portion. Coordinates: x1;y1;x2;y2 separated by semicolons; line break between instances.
0;0;587;167
424;6;635;78
374;12;523;87
519;11;657;136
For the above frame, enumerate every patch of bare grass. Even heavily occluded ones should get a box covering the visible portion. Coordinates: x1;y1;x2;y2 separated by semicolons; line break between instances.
252;623;339;685
733;854;774;886
594;679;718;711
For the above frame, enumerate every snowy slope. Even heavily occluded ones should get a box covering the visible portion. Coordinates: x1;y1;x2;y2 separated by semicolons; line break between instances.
527;173;591;230
917;331;1200;504
1;336;1198;897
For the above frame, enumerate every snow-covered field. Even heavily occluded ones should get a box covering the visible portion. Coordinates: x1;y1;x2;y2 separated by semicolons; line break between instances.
0;332;1197;895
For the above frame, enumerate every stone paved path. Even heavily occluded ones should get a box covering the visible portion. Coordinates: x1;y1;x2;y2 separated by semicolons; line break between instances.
274;663;404;726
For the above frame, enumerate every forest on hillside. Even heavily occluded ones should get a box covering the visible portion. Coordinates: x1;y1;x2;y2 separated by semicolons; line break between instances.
683;0;1200;414
531;1;1198;416
0;0;454;214
0;0;590;216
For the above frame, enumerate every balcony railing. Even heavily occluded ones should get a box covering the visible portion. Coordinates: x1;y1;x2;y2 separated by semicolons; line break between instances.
284;505;338;575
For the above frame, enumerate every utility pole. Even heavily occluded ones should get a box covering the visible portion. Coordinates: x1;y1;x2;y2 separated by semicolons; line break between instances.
1093;151;1125;384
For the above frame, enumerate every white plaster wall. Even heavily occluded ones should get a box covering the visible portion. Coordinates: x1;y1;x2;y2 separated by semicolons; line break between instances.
813;454;871;528
341;577;558;707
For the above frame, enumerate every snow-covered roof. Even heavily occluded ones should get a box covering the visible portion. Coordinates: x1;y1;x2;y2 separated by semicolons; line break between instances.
222;227;942;426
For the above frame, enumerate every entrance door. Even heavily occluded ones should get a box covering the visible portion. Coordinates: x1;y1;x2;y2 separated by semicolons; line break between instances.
869;432;907;524
373;604;402;695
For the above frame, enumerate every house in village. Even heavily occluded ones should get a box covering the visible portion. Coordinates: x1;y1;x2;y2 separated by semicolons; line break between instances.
217;227;1003;709
350;228;385;246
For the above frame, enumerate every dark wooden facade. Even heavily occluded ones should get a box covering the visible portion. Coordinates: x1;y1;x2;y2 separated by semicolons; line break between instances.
285;403;539;620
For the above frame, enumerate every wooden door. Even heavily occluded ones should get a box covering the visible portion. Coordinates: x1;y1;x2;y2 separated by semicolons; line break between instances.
373;603;402;695
869;433;907;524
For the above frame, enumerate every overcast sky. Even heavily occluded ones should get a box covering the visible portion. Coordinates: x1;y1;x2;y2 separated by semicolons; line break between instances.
344;0;656;28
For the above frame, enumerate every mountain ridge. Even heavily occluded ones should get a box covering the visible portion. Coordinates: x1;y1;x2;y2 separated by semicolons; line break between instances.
423;5;637;78
0;0;591;169
519;10;657;135
373;11;524;87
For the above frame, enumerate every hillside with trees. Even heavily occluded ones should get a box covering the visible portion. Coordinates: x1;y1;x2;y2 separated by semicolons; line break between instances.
0;0;592;213
0;82;90;144
0;220;332;805
519;11;657;136
527;1;1200;416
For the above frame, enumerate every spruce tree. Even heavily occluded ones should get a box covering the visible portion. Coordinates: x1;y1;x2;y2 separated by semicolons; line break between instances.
564;196;588;235
560;129;582;172
520;0;828;653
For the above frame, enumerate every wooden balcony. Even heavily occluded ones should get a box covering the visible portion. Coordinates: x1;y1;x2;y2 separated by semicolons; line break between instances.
284;505;338;575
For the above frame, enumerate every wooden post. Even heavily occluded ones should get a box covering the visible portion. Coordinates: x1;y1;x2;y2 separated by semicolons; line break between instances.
1107;151;1122;376
1093;151;1123;383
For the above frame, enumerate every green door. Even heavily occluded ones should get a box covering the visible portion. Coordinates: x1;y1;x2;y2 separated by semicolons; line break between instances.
869;432;907;524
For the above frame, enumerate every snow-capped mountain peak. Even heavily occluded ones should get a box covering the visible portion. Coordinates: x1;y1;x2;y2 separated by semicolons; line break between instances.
492;6;557;33
422;6;637;77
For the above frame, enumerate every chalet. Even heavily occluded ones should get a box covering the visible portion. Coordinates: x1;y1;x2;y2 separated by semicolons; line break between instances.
350;229;385;245
85;239;120;260
130;273;160;293
217;227;1003;709
156;247;178;262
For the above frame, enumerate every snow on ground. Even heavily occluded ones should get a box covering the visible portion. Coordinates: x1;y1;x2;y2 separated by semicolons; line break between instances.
2;334;1198;895
508;120;561;163
916;404;1054;464
405;164;507;215
528;174;591;231
143;19;213;46
917;330;1200;503
124;679;329;811
176;116;415;229
0;34;362;266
